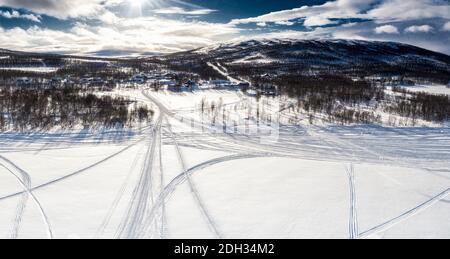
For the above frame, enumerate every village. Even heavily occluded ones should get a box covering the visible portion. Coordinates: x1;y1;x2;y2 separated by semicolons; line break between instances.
0;69;253;90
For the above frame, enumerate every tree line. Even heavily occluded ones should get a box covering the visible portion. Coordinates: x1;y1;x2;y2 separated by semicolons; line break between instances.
255;74;449;124
387;86;450;123
0;87;153;131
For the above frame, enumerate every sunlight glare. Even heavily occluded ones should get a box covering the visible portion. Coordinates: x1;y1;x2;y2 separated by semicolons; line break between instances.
127;0;148;16
129;0;145;9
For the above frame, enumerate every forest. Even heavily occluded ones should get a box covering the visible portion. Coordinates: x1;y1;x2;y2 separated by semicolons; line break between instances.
0;87;153;131
253;74;449;125
387;86;450;123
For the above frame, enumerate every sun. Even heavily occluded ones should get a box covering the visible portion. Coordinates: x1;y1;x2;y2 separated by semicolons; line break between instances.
127;0;148;16
129;0;146;9
125;0;164;16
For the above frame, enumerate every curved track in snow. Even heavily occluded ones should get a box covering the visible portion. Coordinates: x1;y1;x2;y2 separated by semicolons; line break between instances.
0;136;147;202
0;155;53;239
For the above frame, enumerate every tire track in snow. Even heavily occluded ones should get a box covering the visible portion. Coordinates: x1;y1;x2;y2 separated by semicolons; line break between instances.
163;116;224;239
141;153;278;238
116;115;162;239
359;188;450;238
0;160;29;239
346;164;359;239
0;136;146;203
157;125;167;239
0;156;53;239
94;143;145;238
142;90;225;239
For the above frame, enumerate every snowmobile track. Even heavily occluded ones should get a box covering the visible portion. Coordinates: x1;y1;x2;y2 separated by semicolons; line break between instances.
0;156;53;239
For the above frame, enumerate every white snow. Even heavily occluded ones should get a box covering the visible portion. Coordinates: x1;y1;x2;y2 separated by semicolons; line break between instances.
392;84;450;96
0;88;449;239
0;67;59;73
231;52;277;64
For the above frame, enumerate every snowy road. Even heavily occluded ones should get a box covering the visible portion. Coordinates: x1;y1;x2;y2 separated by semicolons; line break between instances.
0;88;449;239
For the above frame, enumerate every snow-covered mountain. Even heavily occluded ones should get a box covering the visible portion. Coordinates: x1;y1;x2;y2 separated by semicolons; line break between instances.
163;39;450;82
2;39;450;82
178;39;450;65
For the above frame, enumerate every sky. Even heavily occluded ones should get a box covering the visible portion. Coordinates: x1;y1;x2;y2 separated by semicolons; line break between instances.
0;0;449;56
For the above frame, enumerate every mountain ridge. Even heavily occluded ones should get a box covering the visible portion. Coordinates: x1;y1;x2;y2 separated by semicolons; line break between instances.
159;38;450;83
2;39;450;82
2;38;450;59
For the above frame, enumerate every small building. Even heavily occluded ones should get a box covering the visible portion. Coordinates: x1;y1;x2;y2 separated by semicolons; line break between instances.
183;80;197;90
95;77;105;85
50;77;63;86
16;77;32;85
163;72;176;79
80;77;92;84
238;82;250;91
259;83;278;96
261;87;277;96
79;77;104;86
209;80;232;88
158;79;177;89
131;74;145;84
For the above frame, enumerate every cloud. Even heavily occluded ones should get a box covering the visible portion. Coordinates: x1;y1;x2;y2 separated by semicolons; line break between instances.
98;11;120;25
0;0;216;19
230;0;450;26
229;0;375;25
153;7;216;15
274;21;295;26
374;25;399;34
405;25;434;33
443;21;450;31
0;0;449;56
230;0;367;25
225;0;450;54
0;10;41;22
304;16;336;27
0;16;240;55
0;0;122;19
367;0;450;23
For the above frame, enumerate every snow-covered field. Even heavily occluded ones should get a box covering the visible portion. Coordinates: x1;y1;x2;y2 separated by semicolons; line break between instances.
0;67;59;73
392;84;450;96
0;88;449;239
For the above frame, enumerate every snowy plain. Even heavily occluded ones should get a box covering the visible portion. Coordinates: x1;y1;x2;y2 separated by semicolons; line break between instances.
391;84;450;96
0;88;449;239
0;67;59;73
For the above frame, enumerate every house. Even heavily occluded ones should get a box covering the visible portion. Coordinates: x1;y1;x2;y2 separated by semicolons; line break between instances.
261;73;273;80
261;87;277;96
209;80;232;88
92;77;105;86
259;83;278;96
158;79;177;88
15;77;32;85
183;80;197;90
238;82;250;91
163;72;176;79
80;77;92;84
131;74;146;84
79;77;104;86
50;77;63;86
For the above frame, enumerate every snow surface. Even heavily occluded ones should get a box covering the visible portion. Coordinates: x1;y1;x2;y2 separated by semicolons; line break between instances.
393;84;450;96
0;88;449;239
0;67;59;73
